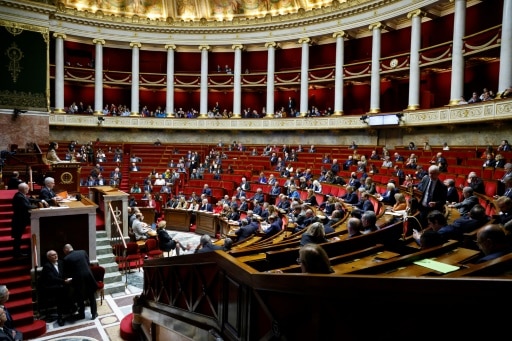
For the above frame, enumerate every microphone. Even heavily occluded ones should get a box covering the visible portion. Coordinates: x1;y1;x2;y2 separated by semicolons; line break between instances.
75;193;82;201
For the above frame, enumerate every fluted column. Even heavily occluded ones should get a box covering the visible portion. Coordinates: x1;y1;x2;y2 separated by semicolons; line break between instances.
449;0;466;105
265;42;277;118
333;32;347;116
232;44;243;119
53;33;66;114
165;44;176;117
93;38;105;115
199;45;210;118
498;0;512;98
407;10;424;110
130;42;141;116
299;37;311;117
369;23;383;114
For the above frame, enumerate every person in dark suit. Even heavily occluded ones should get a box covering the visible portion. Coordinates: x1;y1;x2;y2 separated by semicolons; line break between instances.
194;235;223;253
444;179;460;204
262;215;282;238
235;219;259;242
202;184;212;196
40;250;72;326
465;172;485;195
340;186;359;205
39;177;62;206
299;222;328;246
378;182;398;206
0;306;22;341
62;244;98;321
475;224;512;263
276;194;290;213
353;192;374;212
438;204;489;241
11;183;44;258
199;198;213;212
6;172;23;190
448;187;479;215
418;165;448;225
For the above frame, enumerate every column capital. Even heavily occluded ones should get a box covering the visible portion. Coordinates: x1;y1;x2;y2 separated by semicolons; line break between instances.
407;9;426;19
265;41;277;49
369;22;383;31
333;31;353;40
198;45;210;51
53;32;66;39
92;38;105;45
298;37;311;45
232;44;244;51
165;44;176;50
130;42;142;48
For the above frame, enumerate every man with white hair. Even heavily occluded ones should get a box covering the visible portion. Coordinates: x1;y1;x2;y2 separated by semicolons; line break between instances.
39;177;63;205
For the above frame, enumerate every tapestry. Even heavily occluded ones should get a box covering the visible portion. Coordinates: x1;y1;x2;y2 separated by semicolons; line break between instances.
0;20;49;110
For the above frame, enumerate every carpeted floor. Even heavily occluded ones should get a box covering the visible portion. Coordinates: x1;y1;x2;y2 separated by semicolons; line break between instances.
33;230;203;341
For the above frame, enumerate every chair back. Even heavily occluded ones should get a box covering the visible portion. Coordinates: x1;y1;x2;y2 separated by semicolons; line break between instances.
90;265;105;282
145;238;158;251
126;241;139;255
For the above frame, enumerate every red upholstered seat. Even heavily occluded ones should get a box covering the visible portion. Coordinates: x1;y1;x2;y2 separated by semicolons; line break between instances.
145;238;163;259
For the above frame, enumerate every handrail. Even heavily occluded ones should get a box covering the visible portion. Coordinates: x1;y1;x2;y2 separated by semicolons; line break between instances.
109;202;127;249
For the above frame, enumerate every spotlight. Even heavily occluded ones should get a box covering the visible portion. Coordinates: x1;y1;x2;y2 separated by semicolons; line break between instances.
360;115;368;123
98;116;105;121
396;113;404;121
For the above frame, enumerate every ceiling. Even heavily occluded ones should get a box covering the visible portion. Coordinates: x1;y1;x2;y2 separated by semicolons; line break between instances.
60;0;337;22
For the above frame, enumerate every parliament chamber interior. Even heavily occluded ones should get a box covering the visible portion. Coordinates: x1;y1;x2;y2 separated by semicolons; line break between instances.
1;0;512;340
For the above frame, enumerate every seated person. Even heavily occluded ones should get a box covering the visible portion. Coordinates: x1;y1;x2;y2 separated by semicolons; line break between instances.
235;219;259;242
132;213;156;240
261;214;282;238
448;186;478;215
156;221;185;256
298;244;334;274
361;211;378;234
299;222;328;246
474;224;512;263
194;235;223;253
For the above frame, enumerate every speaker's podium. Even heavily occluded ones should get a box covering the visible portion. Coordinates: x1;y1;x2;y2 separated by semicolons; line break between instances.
88;186;129;239
49;162;82;193
30;196;98;268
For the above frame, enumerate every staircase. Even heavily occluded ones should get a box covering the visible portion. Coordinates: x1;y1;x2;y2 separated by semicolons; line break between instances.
0;190;46;339
95;230;126;296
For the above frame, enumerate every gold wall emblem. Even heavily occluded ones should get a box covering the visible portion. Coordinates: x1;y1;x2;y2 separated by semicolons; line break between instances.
60;172;73;184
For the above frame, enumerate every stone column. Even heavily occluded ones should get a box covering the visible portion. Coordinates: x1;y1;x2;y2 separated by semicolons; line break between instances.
407;10;424;110
232;44;243;118
299;37;311;117
333;32;347;116
165;44;176;117
265;42;277;118
53;33;66;114
130;42;141;116
93;38;105;115
369;22;383;114
199;45;210;118
449;0;466;105
498;0;512;98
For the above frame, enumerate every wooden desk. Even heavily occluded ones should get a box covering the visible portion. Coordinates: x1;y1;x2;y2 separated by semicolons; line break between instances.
218;218;239;236
30;196;98;268
332;250;401;274
195;211;218;237
163;208;191;232
382;248;481;277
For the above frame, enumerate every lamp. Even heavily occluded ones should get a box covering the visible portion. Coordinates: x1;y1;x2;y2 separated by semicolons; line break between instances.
360;115;369;124
97;116;105;125
396;113;404;121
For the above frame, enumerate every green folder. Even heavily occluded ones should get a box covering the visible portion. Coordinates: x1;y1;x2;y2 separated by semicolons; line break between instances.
413;258;460;273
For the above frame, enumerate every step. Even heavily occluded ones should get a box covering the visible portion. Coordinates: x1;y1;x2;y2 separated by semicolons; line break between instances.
18;319;46;339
